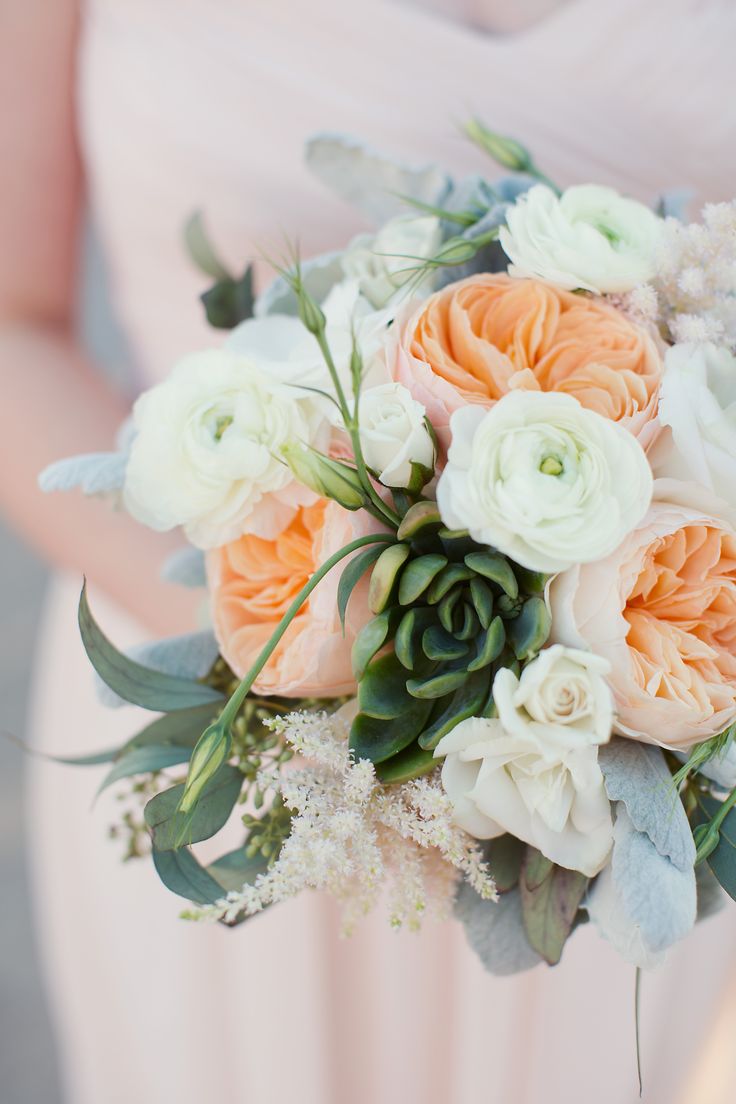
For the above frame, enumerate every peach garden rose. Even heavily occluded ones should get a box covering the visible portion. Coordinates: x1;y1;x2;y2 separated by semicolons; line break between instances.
551;490;736;749
207;500;375;698
390;273;663;448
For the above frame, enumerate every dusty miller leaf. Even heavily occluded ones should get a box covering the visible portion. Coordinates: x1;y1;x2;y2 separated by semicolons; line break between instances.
455;882;541;976
39;452;127;496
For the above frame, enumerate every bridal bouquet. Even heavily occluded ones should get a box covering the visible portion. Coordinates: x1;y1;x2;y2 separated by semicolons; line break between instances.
42;124;736;973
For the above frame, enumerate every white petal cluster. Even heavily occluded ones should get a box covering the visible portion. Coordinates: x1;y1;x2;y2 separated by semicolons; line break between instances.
436;390;653;573
358;382;435;488
499;184;662;294
435;646;615;877
186;710;496;932
341;215;442;307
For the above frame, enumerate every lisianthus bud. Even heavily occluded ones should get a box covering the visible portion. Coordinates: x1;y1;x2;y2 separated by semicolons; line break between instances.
282;441;365;510
464;119;533;174
178;721;230;815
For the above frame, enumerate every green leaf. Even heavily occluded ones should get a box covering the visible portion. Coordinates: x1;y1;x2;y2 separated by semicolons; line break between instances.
407;667;468;700
338;544;386;631
78;582;224;712
200;267;255;330
421;625;468;662
507;596;551;661
464;552;519;599
398;554;448;606
351;610;398;680
375;741;436;784
469;576;494;629
486;835;526;893
396;501;442;541
120;702;222;755
427;563;473;603
144;764;243;851
395;607;435;670
695;794;736;902
515;567;548;595
437;588;462;633
52;747;121;766
519;848;588;965
438;528;475;560
418;668;491;750
368;544;410;614
98;745;193;794
467;616;506;672
455;602;480;641
350;699;433;764
152;846;226;906
207;845;269;893
358;652;414;719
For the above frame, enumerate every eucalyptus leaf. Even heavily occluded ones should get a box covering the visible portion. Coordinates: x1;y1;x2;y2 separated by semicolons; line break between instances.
98;745;193;794
78;583;223;712
120;702;221;755
152;846;227;906
207;845;269;893
183;210;231;281
519;850;587;965
598;739;695;871
455;883;542;976
144;764;243;852
201;266;255;330
694;793;736;903
97;630;221;708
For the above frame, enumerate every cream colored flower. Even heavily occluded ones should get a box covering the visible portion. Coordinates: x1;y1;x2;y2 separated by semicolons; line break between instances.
436;390;653;573
434;646;614;876
341;215;441;307
358;382;435;488
499;184;662;293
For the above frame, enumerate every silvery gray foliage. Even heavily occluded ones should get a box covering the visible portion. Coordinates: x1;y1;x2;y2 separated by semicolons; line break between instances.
160;546;207;589
598;738;695;871
609;803;697;954
305;132;451;225
455;882;542;975
658;189;692;221
255;250;345;318
96;630;219;708
38;451;128;497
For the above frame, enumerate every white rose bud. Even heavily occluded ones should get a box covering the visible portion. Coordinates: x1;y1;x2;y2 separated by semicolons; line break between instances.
436;390;653;573
358;383;436;489
499;184;663;293
342;215;442;308
123;350;326;549
649;342;736;524
434;645;614;876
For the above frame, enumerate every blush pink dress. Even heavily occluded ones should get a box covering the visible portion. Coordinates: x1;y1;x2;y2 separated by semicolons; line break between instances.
28;2;736;1102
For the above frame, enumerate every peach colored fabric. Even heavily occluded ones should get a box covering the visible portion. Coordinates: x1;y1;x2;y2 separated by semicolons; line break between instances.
28;2;736;1103
393;273;663;447
208;500;372;696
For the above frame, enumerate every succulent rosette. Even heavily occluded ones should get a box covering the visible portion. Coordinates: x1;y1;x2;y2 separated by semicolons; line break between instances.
39;125;736;995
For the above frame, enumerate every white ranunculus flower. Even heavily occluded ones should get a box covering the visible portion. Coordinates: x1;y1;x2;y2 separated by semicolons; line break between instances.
434;646;615;876
499;184;663;293
436;391;653;573
341;215;442;307
123;349;328;549
649;342;736;523
358;383;435;488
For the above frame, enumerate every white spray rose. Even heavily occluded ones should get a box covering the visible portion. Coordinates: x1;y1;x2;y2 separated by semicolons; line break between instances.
436;391;653;573
434;646;614;876
499;184;662;293
341;215;442;307
649;342;736;523
358;383;435;488
123;350;327;549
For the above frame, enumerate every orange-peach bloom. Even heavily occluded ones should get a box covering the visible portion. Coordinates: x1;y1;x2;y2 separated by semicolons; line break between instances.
391;273;663;448
207;500;376;697
551;491;736;749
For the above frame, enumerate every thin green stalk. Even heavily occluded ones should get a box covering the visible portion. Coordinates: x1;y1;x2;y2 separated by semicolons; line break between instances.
695;782;736;864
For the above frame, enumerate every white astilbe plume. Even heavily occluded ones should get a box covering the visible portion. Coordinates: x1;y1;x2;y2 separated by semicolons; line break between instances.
186;710;496;932
653;201;736;348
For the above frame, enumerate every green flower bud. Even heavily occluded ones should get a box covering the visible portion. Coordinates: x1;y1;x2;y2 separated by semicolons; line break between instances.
295;284;327;336
282;441;366;510
464;119;533;174
178;721;230;815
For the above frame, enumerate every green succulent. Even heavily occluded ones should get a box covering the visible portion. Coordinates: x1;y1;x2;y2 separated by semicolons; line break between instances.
346;501;552;783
